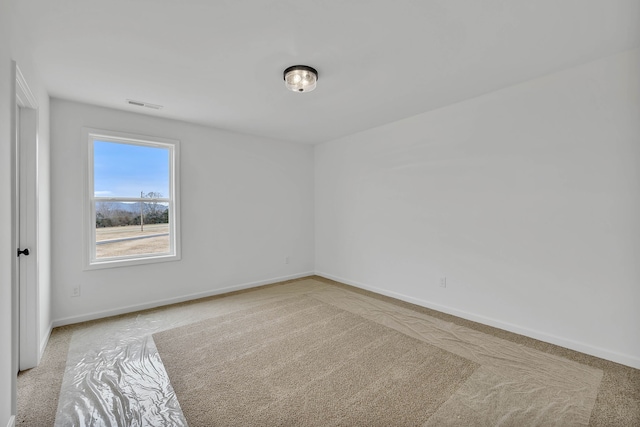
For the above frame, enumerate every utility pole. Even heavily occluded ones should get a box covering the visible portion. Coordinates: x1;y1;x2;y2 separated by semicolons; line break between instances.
140;191;144;232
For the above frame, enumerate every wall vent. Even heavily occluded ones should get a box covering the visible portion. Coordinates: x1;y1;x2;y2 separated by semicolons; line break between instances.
126;99;163;110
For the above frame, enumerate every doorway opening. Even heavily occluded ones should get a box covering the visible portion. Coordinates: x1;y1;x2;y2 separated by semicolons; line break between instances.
12;63;40;417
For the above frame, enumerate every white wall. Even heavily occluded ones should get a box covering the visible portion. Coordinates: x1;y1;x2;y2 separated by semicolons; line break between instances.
51;99;315;324
315;49;640;369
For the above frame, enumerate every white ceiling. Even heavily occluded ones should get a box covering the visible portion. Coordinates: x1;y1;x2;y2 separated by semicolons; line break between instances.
13;0;640;144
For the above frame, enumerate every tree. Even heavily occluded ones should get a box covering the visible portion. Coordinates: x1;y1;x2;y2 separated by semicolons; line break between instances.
143;191;164;219
138;192;169;229
96;201;115;227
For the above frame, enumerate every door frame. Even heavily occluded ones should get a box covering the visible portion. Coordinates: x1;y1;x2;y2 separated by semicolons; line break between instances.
13;62;40;373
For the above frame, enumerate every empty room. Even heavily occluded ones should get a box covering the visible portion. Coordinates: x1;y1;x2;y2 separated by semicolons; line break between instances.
2;0;639;426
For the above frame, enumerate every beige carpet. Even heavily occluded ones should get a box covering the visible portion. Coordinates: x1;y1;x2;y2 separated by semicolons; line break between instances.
153;295;478;426
17;276;640;426
16;325;74;426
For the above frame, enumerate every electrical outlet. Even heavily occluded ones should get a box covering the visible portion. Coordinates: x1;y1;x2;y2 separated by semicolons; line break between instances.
71;285;81;297
285;256;290;264
439;277;447;288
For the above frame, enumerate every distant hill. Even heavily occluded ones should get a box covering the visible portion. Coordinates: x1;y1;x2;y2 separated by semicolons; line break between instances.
96;201;169;227
96;201;168;213
102;202;140;213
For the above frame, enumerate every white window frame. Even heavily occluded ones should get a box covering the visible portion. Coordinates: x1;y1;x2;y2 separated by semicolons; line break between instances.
83;127;181;270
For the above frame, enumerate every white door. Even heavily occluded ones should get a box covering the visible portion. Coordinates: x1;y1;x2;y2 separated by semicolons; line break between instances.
11;71;20;407
13;63;40;373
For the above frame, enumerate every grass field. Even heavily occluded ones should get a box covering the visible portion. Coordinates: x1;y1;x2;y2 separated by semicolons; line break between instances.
96;224;170;258
96;223;169;241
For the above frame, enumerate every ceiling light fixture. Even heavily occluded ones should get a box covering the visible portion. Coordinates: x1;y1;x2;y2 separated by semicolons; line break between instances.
283;65;318;93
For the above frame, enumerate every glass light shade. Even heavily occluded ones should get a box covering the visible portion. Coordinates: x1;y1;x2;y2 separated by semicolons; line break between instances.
284;65;318;93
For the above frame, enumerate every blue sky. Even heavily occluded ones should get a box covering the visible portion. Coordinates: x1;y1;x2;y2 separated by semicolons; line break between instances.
94;140;169;198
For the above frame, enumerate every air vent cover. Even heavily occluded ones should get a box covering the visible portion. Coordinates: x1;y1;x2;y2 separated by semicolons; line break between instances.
126;99;163;110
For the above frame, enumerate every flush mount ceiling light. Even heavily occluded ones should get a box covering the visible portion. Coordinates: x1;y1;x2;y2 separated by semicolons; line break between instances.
283;65;318;93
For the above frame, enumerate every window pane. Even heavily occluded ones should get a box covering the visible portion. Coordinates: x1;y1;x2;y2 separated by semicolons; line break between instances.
85;129;180;270
94;140;170;198
95;200;170;259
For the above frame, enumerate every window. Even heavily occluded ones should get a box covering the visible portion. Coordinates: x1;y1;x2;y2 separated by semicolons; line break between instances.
84;128;180;269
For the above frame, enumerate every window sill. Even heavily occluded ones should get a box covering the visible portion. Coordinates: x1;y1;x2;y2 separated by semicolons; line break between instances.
83;253;181;271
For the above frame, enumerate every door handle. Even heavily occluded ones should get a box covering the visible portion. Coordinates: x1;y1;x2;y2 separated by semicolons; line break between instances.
17;248;30;257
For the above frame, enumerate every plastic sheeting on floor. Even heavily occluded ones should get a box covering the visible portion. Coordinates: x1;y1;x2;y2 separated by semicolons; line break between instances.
55;278;603;426
54;280;332;426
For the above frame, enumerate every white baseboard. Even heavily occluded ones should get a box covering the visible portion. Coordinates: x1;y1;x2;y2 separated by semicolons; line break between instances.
6;415;15;427
39;322;53;363
315;271;640;370
52;272;314;328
